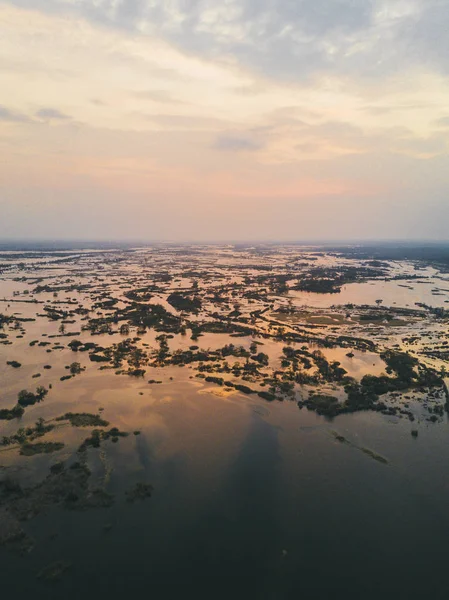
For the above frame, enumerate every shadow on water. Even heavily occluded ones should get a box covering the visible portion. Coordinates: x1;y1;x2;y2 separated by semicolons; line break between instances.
119;412;283;599
176;412;282;597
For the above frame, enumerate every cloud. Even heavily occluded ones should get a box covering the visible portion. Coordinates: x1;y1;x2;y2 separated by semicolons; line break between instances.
0;104;72;126
214;133;263;151
0;105;31;122
35;108;71;120
1;1;448;243
142;113;230;131
398;1;449;74
435;116;449;129
133;89;185;105
4;0;449;81
90;98;107;106
361;103;447;116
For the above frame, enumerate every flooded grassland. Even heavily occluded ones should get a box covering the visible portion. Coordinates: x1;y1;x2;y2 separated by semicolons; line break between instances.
1;244;449;599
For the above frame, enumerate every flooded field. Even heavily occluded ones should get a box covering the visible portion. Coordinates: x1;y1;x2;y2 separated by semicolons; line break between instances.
1;243;449;599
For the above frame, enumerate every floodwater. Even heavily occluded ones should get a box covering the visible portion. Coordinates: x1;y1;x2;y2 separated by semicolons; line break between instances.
3;381;449;599
290;277;449;309
1;245;449;600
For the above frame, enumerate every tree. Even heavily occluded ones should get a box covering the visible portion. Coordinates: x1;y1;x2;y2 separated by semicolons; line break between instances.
70;362;82;375
17;387;48;406
36;386;48;401
35;417;46;433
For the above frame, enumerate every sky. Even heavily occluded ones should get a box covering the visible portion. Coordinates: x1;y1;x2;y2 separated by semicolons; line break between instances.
0;0;448;242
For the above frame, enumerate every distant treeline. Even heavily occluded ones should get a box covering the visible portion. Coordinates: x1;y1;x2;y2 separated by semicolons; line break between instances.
331;244;449;268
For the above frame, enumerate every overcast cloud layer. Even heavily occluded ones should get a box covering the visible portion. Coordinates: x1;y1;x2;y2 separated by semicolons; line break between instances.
0;0;448;241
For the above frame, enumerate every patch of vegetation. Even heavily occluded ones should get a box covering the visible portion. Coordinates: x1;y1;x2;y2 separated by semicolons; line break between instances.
37;560;72;582
56;413;109;427
258;391;276;401
68;361;84;375
0;405;24;420
6;360;21;368
0;508;34;555
205;376;224;386
293;265;386;294
360;447;389;464
0;460;116;535
167;292;202;313
78;427;129;451
89;353;110;363
1;418;55;447
127;368;146;377
17;386;48;407
20;442;65;456
126;482;153;502
295;279;341;294
300;394;341;417
331;431;389;465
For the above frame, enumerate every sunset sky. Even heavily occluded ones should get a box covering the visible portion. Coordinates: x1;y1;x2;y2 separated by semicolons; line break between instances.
1;0;448;241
